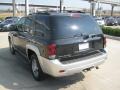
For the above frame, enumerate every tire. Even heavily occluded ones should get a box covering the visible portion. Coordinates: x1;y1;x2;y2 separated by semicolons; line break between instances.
30;54;45;81
9;39;15;55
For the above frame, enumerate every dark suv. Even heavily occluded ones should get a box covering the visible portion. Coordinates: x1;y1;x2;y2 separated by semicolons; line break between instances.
8;12;107;81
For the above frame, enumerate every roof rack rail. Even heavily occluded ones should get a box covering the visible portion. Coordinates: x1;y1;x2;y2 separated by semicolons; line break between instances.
66;10;85;13
35;11;50;15
28;10;85;16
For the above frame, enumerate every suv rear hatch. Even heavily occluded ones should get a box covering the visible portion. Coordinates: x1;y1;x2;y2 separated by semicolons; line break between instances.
49;13;104;60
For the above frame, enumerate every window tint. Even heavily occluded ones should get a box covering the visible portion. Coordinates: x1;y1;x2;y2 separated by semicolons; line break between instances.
35;15;50;31
17;17;25;32
36;22;46;31
17;17;25;25
25;18;32;25
50;14;102;39
24;18;33;32
34;22;47;37
34;15;50;37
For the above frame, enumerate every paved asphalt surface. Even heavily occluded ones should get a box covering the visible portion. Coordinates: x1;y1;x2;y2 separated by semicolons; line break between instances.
0;32;120;90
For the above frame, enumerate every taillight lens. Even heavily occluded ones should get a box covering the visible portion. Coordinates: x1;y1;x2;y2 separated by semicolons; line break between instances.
103;37;106;47
47;44;56;59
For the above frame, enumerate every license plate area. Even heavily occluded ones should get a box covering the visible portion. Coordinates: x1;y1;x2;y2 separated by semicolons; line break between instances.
79;43;89;51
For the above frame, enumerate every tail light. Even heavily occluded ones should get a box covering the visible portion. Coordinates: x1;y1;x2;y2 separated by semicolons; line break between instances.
103;37;106;47
47;44;56;59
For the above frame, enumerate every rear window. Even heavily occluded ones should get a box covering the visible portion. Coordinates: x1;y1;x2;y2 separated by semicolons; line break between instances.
50;14;102;39
36;14;102;40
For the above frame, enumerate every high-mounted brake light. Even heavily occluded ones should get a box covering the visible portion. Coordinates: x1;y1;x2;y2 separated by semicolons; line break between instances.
47;44;56;59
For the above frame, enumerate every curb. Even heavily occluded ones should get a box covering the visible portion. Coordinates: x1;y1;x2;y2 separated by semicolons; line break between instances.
105;34;120;41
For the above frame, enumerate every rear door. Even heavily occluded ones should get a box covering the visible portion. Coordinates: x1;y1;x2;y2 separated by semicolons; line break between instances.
13;17;33;54
17;17;34;54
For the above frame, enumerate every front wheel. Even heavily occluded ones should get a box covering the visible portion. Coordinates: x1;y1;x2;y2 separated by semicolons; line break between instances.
30;54;45;81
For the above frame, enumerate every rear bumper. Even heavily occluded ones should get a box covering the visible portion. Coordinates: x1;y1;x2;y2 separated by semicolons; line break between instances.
40;51;107;77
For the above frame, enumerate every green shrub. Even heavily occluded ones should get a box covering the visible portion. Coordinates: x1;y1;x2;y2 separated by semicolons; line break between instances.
101;27;120;37
0;16;4;21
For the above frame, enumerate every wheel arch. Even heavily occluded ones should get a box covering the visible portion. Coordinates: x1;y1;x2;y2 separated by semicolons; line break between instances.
26;44;40;61
26;44;44;69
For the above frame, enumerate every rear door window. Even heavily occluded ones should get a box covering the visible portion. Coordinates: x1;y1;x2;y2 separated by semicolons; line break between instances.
24;18;34;33
34;15;50;39
17;17;25;32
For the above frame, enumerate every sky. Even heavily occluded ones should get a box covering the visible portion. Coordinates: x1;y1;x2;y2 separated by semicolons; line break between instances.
0;0;119;11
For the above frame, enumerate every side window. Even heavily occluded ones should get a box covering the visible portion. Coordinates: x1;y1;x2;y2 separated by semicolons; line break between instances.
36;22;46;31
17;17;25;32
34;22;47;37
17;17;25;25
24;18;34;33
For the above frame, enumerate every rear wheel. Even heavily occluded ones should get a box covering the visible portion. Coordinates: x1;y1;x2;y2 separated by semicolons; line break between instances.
9;39;15;55
30;54;45;81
